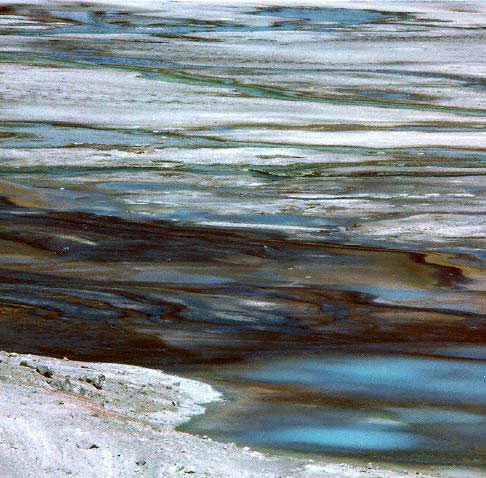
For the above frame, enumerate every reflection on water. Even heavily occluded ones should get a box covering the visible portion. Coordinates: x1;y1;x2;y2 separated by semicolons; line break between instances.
185;351;486;465
243;355;486;405
245;426;420;452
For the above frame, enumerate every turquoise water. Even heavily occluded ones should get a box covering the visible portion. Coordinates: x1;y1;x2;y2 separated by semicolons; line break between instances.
245;426;420;452
256;7;388;27
186;351;486;464
243;355;486;405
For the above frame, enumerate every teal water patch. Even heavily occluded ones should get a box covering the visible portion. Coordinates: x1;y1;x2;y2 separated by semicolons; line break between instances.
243;355;486;405
0;121;227;150
245;425;419;452
185;352;486;464
4;6;406;37
255;7;388;28
335;285;435;302
0;122;160;148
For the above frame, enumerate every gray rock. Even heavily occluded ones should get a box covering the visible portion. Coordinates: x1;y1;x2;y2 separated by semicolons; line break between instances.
36;365;54;378
85;374;106;390
62;377;73;392
20;360;35;369
51;377;73;393
76;441;99;450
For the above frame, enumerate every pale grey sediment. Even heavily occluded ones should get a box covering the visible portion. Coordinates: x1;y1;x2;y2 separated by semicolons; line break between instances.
0;0;484;250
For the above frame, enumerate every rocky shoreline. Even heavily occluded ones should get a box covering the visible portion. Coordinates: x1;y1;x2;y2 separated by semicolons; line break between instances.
0;350;466;478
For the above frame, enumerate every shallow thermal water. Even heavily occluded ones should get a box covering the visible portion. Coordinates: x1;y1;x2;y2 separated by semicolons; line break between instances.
186;351;486;465
0;0;484;469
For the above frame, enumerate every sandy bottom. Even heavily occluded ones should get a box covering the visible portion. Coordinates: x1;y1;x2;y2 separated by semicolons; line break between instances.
0;351;474;478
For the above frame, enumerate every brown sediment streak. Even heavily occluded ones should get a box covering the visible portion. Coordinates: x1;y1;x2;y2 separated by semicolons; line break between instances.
409;251;467;288
0;201;472;276
0;180;46;209
422;251;486;287
0;200;483;368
